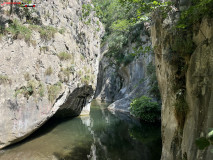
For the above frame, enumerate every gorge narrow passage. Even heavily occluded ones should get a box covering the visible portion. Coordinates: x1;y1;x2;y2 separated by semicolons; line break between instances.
0;101;161;160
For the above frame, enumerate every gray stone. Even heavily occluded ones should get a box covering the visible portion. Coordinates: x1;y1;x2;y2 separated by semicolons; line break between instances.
151;7;213;160
95;25;156;113
0;0;104;149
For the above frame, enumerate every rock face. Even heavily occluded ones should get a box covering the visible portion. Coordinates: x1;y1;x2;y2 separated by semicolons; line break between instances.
95;24;157;112
54;85;94;118
107;53;153;112
151;3;213;160
0;0;103;149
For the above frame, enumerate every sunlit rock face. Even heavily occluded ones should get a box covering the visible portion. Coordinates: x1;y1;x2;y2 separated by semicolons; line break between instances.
151;2;213;159
95;24;155;112
0;0;103;149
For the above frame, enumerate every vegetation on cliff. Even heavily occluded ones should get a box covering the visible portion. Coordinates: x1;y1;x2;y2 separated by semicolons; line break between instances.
196;130;213;152
91;0;143;65
91;0;161;120
130;96;160;123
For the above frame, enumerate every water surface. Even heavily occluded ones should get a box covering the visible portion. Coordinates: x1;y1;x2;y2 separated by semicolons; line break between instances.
0;100;161;160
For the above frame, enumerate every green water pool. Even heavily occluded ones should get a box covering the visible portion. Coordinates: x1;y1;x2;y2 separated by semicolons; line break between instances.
0;100;161;160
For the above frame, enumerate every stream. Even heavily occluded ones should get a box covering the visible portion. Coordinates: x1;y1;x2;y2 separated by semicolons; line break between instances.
0;100;161;160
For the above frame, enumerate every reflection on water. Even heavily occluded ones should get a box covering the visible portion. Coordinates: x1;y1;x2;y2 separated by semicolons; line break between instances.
0;100;161;160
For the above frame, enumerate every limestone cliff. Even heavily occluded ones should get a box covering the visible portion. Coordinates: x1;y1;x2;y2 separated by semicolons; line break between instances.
151;2;213;160
0;0;103;149
94;23;159;112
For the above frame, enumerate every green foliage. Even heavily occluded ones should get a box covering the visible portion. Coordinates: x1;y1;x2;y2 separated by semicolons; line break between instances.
38;82;45;97
123;54;135;66
177;0;213;29
0;75;11;85
58;67;73;82
82;4;93;18
81;75;91;85
196;130;213;151
130;96;160;123
0;33;3;41
196;137;210;150
174;92;188;130
62;67;71;78
48;82;62;102
6;19;32;41
39;26;57;41
118;0;172;22
80;54;85;61
58;52;72;61
15;80;46;99
92;0;140;64
29;24;57;41
0;19;59;42
93;0;137;32
40;46;49;53
45;66;53;76
15;80;36;98
91;0;162;65
77;70;83;77
111;19;133;32
59;28;65;34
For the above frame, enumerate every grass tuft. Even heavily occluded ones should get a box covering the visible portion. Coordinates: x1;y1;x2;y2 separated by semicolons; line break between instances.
58;52;71;61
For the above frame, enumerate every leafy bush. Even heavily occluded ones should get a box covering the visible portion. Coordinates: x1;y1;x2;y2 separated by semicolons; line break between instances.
111;19;133;32
130;96;160;123
82;4;93;18
92;0;139;65
196;130;213;152
177;0;213;29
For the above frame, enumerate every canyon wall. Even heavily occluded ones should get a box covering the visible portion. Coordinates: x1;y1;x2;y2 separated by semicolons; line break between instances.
0;0;103;149
95;23;159;112
151;1;213;159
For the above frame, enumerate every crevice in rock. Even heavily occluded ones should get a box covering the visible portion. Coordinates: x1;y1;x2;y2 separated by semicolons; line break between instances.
53;85;94;119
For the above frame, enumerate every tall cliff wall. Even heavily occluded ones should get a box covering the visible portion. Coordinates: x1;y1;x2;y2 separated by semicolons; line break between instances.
151;2;213;159
0;0;103;149
94;23;159;112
